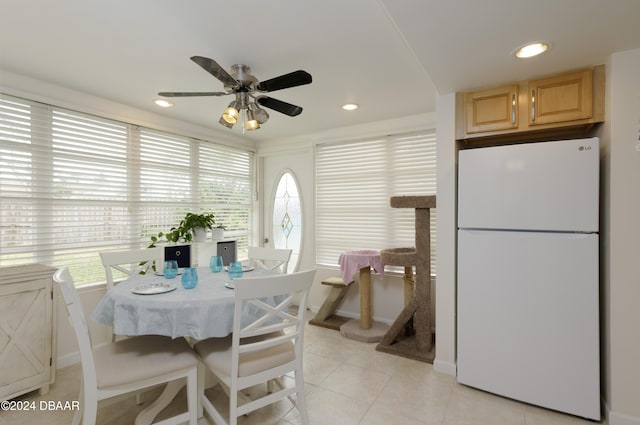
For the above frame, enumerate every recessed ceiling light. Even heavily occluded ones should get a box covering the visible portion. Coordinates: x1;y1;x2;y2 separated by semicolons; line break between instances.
154;99;174;108
513;42;550;59
342;103;359;111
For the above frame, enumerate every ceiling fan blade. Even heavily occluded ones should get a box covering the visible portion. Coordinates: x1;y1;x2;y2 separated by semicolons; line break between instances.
158;91;229;97
191;56;238;87
256;96;303;117
256;70;312;92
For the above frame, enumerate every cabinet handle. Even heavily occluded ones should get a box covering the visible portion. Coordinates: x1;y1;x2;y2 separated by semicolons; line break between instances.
511;94;516;125
531;89;536;121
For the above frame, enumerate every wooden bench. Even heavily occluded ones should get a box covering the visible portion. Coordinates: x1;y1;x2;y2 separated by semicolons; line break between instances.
309;277;353;330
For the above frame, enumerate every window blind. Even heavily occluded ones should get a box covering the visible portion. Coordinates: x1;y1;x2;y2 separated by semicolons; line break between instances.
315;131;437;273
0;93;254;285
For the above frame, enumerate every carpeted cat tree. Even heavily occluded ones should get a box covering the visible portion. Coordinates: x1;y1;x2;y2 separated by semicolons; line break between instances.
376;195;436;363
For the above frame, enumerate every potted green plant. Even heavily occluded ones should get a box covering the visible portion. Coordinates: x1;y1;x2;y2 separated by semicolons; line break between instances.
147;227;189;248
211;223;226;240
180;212;216;242
147;211;224;247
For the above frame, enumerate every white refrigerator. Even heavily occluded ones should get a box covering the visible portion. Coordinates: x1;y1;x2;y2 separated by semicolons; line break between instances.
456;138;600;420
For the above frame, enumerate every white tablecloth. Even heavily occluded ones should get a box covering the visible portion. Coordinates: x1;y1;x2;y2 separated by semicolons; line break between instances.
91;267;278;340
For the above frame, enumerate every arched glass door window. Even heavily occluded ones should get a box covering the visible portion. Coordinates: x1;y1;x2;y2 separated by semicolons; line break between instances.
272;171;302;273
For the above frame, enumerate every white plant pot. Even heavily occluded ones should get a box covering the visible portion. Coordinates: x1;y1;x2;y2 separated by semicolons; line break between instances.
193;227;207;242
211;228;224;241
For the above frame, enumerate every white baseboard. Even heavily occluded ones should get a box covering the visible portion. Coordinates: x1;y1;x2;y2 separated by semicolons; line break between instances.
433;358;456;376
56;341;111;370
56;352;80;369
307;305;393;325
605;403;640;425
335;307;397;326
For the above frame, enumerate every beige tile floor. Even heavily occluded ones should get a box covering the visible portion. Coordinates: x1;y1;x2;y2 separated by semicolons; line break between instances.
3;321;604;425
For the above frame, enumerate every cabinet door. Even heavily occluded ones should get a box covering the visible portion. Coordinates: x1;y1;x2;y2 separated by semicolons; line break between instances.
465;85;518;134
0;279;53;399
528;69;593;126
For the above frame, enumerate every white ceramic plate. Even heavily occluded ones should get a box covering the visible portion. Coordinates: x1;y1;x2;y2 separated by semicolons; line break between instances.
132;282;178;295
223;266;255;272
154;270;182;276
224;281;235;290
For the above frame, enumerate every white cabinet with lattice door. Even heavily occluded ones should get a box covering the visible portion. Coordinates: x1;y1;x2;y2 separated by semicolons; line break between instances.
0;264;57;401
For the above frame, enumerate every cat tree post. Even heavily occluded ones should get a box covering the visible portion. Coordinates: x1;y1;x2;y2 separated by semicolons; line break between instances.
376;195;436;363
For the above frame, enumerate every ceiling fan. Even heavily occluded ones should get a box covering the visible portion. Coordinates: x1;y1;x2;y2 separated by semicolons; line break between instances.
158;56;312;131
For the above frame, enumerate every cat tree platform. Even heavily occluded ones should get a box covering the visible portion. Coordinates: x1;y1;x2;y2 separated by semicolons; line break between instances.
309;277;353;330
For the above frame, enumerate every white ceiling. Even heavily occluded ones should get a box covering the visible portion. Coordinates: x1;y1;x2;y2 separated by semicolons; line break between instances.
1;0;639;143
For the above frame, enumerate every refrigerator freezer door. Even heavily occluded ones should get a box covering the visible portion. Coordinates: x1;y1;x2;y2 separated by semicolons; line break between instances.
457;229;600;420
458;138;599;232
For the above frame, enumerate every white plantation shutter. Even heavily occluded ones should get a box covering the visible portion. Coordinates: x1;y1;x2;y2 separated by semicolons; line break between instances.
197;142;252;257
138;129;194;245
0;93;253;285
315;131;437;273
0;97;36;263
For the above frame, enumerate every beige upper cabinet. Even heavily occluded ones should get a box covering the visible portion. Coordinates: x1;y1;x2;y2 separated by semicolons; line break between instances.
528;69;592;126
465;85;518;134
457;65;604;141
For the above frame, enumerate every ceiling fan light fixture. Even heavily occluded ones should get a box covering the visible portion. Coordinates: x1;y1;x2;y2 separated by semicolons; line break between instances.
250;103;269;124
245;109;260;131
222;102;239;124
513;42;550;58
219;116;234;128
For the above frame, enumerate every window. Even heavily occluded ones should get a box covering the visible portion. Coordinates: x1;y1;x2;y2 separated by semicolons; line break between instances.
315;130;437;273
272;170;302;273
0;93;254;285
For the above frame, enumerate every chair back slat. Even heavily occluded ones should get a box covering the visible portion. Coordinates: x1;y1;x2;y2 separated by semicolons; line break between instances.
231;269;316;366
99;247;162;289
246;296;296;322
239;323;291;340
247;247;293;274
238;331;300;355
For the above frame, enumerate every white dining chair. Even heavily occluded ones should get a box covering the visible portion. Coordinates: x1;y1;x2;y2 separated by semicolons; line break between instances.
100;247;163;344
193;269;316;425
99;247;163;290
53;267;198;425
247;247;292;274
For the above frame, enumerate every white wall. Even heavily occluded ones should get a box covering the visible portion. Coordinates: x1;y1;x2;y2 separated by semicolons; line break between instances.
603;48;640;425
433;93;457;375
56;286;111;367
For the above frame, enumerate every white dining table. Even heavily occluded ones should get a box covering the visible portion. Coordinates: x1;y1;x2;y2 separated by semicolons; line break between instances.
90;265;277;425
91;266;277;339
